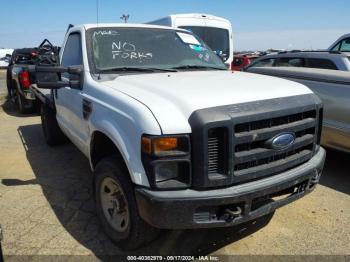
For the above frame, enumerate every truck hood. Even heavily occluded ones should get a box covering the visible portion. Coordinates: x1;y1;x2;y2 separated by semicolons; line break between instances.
100;70;313;134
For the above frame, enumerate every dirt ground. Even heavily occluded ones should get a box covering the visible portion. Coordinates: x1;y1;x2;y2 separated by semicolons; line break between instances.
0;75;349;259
0;70;7;96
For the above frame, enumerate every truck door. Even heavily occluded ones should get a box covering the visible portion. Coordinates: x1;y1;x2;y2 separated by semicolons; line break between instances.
55;32;89;154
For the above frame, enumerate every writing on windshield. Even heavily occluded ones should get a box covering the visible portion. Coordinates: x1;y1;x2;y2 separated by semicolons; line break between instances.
87;27;226;72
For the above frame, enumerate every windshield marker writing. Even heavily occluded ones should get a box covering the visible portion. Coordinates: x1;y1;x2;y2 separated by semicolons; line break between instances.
111;41;152;60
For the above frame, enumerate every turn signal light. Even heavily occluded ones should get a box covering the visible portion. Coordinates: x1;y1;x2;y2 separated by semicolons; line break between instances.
141;137;152;154
154;138;178;154
141;135;189;156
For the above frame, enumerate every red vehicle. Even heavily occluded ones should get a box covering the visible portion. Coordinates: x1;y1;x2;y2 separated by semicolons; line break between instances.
231;55;259;71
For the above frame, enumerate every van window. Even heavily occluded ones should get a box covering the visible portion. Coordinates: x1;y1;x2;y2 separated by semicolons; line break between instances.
178;26;229;62
61;33;82;66
307;58;338;70
276;57;305;67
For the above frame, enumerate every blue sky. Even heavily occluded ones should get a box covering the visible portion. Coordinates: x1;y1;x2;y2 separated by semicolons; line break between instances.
0;0;349;50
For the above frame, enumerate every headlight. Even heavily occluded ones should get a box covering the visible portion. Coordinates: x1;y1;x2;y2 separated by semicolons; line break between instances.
141;135;191;189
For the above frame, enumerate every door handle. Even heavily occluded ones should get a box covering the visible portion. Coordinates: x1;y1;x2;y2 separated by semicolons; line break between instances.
82;99;92;120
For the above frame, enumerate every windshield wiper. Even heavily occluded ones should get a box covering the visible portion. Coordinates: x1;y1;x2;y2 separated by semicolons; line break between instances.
98;67;177;73
169;65;226;71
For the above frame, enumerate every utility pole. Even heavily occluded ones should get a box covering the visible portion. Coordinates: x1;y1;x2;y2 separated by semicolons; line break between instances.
120;14;130;23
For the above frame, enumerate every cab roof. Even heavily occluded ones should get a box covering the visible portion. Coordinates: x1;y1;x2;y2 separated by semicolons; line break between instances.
80;23;190;31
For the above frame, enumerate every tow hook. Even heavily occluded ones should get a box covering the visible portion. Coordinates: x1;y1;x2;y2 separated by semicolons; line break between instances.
311;170;321;184
223;206;242;222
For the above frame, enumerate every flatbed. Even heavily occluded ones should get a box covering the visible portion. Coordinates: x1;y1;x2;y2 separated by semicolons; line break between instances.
30;84;54;107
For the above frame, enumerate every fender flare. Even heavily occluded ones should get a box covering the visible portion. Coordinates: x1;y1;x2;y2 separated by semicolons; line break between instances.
89;123;150;187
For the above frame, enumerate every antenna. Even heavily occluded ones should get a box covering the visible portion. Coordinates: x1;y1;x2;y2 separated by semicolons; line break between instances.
120;14;130;23
96;0;99;26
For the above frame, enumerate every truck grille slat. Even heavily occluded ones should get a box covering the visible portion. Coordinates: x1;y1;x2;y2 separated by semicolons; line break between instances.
235;111;316;133
207;128;228;175
234;149;312;177
235;117;316;144
208;137;220;173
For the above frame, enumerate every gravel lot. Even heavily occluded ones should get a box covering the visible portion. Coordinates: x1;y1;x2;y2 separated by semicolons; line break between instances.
0;72;349;259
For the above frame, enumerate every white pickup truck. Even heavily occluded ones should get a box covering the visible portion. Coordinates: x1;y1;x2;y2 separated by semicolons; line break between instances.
30;23;325;250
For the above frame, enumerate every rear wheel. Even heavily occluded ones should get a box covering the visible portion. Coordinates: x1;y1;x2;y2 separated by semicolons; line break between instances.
6;68;13;99
8;87;16;103
40;104;67;146
94;156;160;250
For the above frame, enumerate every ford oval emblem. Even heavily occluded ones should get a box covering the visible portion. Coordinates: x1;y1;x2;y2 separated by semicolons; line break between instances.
266;132;296;150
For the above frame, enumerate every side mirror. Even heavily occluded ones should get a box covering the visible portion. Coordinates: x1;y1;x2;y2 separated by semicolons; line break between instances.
35;80;81;89
34;65;83;89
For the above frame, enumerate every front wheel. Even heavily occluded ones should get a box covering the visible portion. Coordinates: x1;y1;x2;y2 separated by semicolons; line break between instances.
94;156;160;250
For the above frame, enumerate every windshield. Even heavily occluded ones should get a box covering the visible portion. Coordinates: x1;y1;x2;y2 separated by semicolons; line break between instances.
87;27;226;73
178;26;230;62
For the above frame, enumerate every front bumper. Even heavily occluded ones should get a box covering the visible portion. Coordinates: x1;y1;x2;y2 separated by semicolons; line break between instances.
135;147;326;229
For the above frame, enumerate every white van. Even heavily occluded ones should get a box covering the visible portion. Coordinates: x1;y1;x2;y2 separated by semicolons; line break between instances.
0;48;13;68
147;13;233;66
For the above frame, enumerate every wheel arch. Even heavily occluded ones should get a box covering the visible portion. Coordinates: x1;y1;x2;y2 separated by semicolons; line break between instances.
89;129;150;188
90;130;129;172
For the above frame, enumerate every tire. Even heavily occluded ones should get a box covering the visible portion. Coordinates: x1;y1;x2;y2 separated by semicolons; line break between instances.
6;67;13;99
33;99;41;115
40;104;67;146
8;87;16;103
94;156;160;250
16;89;30;114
